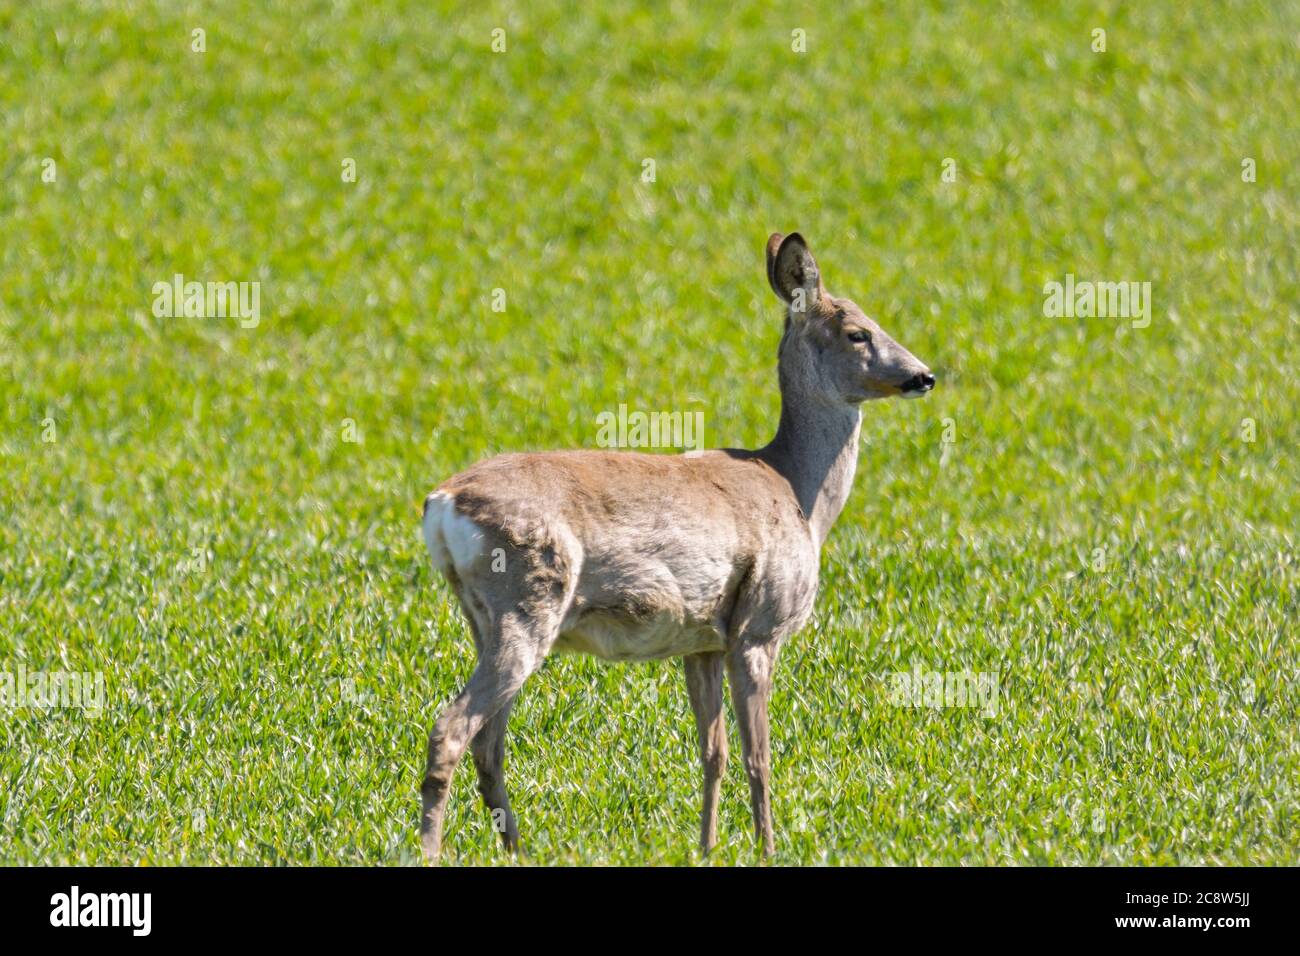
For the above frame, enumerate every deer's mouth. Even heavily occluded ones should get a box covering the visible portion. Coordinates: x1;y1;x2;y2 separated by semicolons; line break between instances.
898;372;936;398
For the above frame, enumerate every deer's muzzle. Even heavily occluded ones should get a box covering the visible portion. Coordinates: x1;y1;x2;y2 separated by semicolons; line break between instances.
899;372;936;397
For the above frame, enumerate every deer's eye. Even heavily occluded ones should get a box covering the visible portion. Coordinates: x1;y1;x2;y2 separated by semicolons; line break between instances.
846;329;872;345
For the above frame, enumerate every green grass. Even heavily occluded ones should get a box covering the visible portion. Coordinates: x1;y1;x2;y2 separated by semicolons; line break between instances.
1;0;1297;865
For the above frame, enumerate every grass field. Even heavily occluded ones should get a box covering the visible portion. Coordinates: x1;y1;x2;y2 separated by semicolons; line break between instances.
1;1;1297;865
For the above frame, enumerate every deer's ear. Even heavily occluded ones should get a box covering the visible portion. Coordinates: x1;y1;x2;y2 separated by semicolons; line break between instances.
766;232;823;314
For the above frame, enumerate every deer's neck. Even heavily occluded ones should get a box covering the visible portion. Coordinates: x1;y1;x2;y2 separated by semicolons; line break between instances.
762;389;862;548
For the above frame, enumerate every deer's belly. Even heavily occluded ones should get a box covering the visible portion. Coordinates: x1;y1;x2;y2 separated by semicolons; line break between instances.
554;611;724;661
554;547;739;660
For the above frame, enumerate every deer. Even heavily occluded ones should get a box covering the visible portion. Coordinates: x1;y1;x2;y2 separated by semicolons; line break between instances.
419;232;935;863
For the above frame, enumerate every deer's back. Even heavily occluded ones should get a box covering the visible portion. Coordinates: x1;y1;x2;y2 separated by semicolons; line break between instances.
425;449;819;659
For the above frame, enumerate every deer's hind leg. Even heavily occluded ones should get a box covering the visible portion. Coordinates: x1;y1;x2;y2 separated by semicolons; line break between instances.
447;591;522;854
420;491;579;863
420;603;548;864
470;695;520;851
421;540;576;863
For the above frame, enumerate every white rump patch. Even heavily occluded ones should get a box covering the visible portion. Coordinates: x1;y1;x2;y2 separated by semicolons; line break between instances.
422;490;487;574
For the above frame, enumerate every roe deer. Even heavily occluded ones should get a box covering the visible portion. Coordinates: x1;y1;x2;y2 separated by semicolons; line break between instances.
420;232;935;862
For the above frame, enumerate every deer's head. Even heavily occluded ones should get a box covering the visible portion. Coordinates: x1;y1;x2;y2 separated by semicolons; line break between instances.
767;232;934;404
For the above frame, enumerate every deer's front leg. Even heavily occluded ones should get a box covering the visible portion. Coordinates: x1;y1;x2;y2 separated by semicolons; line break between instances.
683;651;727;853
726;641;776;856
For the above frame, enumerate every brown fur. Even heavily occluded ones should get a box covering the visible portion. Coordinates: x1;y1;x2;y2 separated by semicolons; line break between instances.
417;233;933;861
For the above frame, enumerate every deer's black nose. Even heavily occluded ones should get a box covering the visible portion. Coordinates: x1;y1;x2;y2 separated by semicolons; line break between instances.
901;372;936;393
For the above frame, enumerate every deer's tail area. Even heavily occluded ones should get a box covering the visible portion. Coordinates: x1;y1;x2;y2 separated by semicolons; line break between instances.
422;489;486;578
